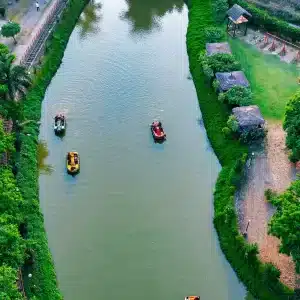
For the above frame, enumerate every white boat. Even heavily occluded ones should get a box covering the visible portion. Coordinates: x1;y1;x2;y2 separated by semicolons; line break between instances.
54;114;66;134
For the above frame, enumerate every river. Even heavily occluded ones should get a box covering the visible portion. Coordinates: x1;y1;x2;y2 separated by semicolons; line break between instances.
39;0;246;299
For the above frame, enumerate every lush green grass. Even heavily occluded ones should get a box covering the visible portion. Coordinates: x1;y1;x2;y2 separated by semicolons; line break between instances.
186;0;294;298
229;38;299;120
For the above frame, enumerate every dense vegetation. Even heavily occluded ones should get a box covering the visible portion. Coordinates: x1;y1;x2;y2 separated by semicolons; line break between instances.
0;0;88;298
186;0;294;298
284;91;300;162
266;182;300;274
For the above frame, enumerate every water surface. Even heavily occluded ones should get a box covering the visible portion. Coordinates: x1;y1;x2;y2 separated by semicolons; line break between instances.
39;0;246;299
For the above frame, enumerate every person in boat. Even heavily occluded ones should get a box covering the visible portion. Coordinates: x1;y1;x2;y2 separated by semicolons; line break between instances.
74;156;78;164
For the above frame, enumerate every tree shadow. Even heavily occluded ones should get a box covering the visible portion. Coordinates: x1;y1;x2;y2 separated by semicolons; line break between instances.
37;140;53;175
120;0;184;34
76;0;103;39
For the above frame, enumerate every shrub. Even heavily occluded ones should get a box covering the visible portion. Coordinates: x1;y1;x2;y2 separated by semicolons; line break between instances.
204;26;225;42
212;79;220;92
240;128;266;143
212;0;228;23
224;86;253;106
227;115;239;132
222;126;231;136
0;265;23;300
283;91;300;162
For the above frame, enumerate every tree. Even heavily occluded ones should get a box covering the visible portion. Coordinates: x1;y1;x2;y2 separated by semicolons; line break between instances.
1;22;21;44
268;179;300;272
0;168;25;220
0;265;23;300
219;86;253;106
284;91;300;162
0;222;25;268
0;54;31;100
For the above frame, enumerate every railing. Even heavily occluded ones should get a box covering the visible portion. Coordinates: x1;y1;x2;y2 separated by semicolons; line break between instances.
19;0;67;67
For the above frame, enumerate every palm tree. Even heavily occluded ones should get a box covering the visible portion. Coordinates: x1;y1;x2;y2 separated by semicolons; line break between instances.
0;54;31;101
77;1;102;38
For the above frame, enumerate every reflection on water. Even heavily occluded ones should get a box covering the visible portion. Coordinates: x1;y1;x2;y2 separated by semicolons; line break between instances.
37;140;53;175
121;0;183;32
77;0;102;39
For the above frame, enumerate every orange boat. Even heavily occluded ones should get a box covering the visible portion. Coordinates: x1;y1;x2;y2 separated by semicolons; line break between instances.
151;121;166;142
184;297;200;300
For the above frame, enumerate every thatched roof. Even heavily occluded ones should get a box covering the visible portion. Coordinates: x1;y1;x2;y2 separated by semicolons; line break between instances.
215;71;249;92
232;105;265;128
227;4;252;24
206;42;232;56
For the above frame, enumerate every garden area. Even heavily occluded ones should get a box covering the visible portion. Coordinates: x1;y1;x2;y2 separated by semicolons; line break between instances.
229;37;299;120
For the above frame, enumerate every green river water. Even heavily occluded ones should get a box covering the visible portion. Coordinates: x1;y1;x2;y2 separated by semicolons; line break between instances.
39;0;247;299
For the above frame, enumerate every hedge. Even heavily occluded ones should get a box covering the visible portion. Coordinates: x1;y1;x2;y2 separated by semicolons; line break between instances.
15;0;88;298
231;0;300;42
186;0;294;298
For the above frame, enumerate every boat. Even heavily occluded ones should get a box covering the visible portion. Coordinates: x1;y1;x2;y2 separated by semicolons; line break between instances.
54;114;66;134
66;151;80;174
150;121;166;142
184;297;200;300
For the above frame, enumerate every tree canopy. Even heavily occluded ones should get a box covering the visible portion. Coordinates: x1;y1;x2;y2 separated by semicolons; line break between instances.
1;22;21;44
268;179;300;272
0;265;23;300
283;91;300;162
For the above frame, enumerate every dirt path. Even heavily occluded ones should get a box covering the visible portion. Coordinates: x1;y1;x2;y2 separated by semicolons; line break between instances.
238;122;296;288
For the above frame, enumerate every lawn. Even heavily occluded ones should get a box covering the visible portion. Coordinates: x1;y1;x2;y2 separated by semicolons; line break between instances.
229;38;299;120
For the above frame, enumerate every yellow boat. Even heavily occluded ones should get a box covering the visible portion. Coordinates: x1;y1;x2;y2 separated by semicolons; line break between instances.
66;151;80;174
185;297;200;300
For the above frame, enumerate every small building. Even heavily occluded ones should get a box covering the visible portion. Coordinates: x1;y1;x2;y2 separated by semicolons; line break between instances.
226;4;252;37
206;42;232;56
215;71;249;92
232;105;265;132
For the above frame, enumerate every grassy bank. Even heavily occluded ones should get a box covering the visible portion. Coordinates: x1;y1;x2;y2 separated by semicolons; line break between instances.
229;38;299;120
15;0;88;298
186;0;294;299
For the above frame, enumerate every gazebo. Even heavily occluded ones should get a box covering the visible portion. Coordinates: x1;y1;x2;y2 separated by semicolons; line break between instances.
206;42;232;56
232;105;265;132
215;71;249;92
226;4;252;37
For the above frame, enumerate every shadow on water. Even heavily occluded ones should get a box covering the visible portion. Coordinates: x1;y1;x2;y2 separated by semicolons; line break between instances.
76;0;103;39
37;140;53;175
120;0;184;33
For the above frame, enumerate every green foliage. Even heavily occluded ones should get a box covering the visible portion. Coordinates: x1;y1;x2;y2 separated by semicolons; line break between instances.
227;115;239;132
0;53;31;100
204;26;225;42
0;222;25;268
212;79;220;92
0;43;9;57
232;0;300;42
199;52;241;81
14;0;88;298
187;0;293;298
0;119;14;154
224;86;252;106
1;22;21;43
284;91;300;162
0;265;23;300
268;180;300;272
212;0;228;24
240;128;266;143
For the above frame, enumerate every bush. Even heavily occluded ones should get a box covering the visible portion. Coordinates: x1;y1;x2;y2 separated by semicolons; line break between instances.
0;265;23;300
223;86;253;106
283;91;300;162
212;0;228;23
240;128;266;143
204;26;225;42
199;52;241;81
227;115;239;132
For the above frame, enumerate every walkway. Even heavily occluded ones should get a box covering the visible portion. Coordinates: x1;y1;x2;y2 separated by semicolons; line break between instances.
237;123;297;288
0;0;61;63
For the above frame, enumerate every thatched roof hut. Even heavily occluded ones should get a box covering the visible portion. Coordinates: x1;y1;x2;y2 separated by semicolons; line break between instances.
215;71;249;92
232;105;265;131
206;42;232;56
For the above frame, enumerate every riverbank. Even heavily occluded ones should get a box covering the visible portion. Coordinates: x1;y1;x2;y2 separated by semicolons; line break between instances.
15;0;88;297
186;0;294;299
